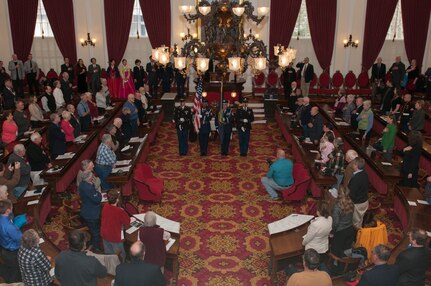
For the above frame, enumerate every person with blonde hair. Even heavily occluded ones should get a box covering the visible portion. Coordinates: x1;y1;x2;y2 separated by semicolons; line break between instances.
60;110;75;143
331;185;355;256
357;100;373;147
28;95;45;128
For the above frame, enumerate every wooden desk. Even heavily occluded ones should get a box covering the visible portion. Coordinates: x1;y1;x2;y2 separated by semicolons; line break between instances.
269;223;308;285
319;104;400;195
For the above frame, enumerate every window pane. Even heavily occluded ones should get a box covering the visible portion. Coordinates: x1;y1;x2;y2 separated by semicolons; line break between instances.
292;0;311;39
129;0;148;37
386;1;404;40
34;0;54;37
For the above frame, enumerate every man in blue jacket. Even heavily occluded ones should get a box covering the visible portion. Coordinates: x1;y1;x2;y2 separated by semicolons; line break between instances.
261;149;294;200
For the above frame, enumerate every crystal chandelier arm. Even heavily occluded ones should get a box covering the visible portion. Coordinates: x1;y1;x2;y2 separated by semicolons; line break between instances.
242;1;265;25
183;0;213;23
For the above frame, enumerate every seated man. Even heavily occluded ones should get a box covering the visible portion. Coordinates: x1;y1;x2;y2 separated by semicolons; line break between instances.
55;229;107;285
13;100;30;138
286;248;332;286
261;149;293;200
6;144;31;199
95;134;117;190
27;132;51;186
114;241;165;286
357;244;399;286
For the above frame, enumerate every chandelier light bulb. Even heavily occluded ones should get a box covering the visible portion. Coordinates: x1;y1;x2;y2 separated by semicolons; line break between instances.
232;6;245;17
257;7;269;16
198;5;211;15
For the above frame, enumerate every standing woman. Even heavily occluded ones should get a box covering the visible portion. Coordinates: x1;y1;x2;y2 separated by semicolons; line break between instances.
405;59;419;94
331;186;355;257
28;95;44;128
118;59;135;99
400;131;423;187
106;59;120;98
76;59;88;93
60;111;75;143
2;110;18;144
357;100;374;147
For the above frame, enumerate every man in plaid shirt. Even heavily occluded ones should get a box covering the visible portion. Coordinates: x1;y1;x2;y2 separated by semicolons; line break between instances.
18;229;52;285
94;134;117;190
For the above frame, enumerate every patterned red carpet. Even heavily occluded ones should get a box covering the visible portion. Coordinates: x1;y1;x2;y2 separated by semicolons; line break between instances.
44;122;403;285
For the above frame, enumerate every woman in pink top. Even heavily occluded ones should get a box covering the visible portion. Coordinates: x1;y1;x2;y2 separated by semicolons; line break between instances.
319;131;335;163
1;110;18;144
60;111;75;142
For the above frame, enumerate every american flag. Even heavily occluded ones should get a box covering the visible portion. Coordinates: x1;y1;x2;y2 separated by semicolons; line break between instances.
193;79;203;133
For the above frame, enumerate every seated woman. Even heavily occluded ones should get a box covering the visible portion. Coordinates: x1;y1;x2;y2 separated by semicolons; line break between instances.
28;95;45;128
331;186;355;257
400;131;422;187
60;110;75;143
302;201;332;271
372;114;397;161
139;211;171;272
2;110;18;144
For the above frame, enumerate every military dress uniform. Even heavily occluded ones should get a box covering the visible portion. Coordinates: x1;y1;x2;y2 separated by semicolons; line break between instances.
199;100;213;156
236;99;254;156
216;100;234;156
173;100;192;155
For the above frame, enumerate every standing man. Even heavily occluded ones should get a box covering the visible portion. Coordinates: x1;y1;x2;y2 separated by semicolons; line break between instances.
133;59;145;90
77;93;91;132
24;53;40;96
399;93;415;133
60;72;73;104
146;56;159;98
296;57;314;98
173;98;192;155
198;98;213;156
395;228;430;286
300;97;312;139
389;56;405;88
13;100;30;138
176;68;186;99
8;54;25;98
0;199;22;283
283;62;296;99
88;58;101;97
2;79;16;110
236;98;254;156
371;57;386;100
124;94;139;136
61;57;75;82
216;100;234;156
348;157;369;228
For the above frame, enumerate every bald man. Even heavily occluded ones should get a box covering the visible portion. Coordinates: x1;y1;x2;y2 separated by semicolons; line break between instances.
389;56;405;88
261;149;294;200
114;241;165;286
8;54;25;98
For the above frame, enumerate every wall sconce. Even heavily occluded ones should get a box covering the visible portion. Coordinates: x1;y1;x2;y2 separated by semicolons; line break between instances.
343;34;359;48
80;33;96;47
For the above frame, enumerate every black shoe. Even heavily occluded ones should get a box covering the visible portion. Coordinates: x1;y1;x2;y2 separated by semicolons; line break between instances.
240;153;247;156
221;153;228;156
200;153;207;156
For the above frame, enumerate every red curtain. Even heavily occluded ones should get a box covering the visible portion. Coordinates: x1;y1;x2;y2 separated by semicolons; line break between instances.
104;0;134;63
361;0;398;71
8;0;38;60
43;0;77;65
269;0;302;59
401;0;431;69
139;0;171;48
306;0;337;71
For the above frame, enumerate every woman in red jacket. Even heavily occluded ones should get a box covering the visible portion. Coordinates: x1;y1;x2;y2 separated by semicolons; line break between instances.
60;111;75;143
100;190;130;260
1;110;18;144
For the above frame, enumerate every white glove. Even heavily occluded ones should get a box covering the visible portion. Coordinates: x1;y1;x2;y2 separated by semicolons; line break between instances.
180;118;185;122
243;119;248;123
199;115;202;118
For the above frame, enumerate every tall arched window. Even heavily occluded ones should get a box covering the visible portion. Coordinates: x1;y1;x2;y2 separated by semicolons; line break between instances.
129;0;148;38
386;0;404;40
34;0;54;38
292;0;311;39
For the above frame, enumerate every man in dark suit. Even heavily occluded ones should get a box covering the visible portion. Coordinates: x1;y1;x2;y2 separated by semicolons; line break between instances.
389;56;405;88
24;53;40;96
380;80;394;113
395;228;430;286
60;72;73;104
357;244;399;286
48;113;66;159
283;62;297;98
371;57;386;100
2;79;16;110
296;57;314;98
88;58;101;97
236;98;254;156
146;56;159;98
7;54;25;98
348;157;369;228
133;59;146;90
114;241;165;286
60;57;75;83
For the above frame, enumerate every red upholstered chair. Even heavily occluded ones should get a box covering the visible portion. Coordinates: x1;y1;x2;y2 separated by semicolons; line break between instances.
46;69;59;80
133;163;163;203
279;163;311;201
331;70;344;89
310;73;318;88
124;202;139;216
253;72;266;94
319;72;331;89
344;71;357;89
266;71;279;88
384;72;391;82
357;71;370;88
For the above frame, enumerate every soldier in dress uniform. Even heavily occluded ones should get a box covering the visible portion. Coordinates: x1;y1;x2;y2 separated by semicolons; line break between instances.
173;98;192;155
236;98;254;156
216;100;234;156
199;98;213;156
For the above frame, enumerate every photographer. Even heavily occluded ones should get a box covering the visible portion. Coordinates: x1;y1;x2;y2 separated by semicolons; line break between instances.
261;149;294;200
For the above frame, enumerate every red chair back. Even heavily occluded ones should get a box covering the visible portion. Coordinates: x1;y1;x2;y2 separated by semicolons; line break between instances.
344;71;357;89
46;69;58;79
133;163;163;202
254;72;265;86
267;71;278;87
331;71;344;88
357;71;370;88
319;72;331;88
101;68;107;79
280;163;311;201
310;73;318;87
384;72;391;82
124;201;139;216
